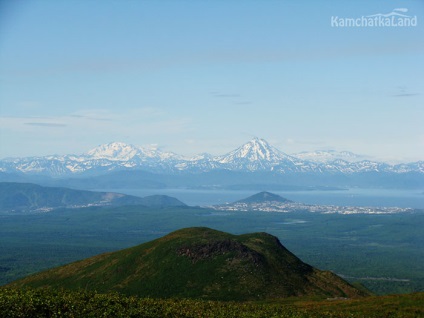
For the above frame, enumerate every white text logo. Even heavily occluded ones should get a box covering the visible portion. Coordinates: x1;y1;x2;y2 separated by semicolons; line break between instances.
331;8;417;28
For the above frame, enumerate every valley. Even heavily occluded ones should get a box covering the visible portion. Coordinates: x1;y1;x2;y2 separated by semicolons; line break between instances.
0;183;423;317
0;202;422;295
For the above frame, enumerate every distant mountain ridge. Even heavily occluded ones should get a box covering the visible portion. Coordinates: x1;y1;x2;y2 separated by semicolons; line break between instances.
0;182;186;213
293;150;367;163
1;138;422;177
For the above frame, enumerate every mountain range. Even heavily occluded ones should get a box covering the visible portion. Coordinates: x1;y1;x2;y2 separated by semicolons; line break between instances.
1;138;423;177
0;182;186;213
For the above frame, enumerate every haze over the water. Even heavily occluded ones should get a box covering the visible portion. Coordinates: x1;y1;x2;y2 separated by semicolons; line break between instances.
0;1;423;162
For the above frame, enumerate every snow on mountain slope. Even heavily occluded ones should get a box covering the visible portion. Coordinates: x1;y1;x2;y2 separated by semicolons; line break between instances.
86;142;182;162
213;138;302;171
86;142;139;161
216;138;290;163
0;138;422;176
293;150;366;163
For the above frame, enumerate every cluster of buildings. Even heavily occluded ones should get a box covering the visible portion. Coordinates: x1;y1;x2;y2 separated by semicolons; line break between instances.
209;201;413;215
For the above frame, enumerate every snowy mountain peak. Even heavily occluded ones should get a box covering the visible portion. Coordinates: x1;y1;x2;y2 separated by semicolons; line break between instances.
86;141;183;162
217;138;290;164
241;138;280;160
86;142;140;161
1;138;422;177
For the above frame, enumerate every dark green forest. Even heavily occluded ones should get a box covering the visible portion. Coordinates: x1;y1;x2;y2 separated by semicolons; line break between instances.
1;205;423;295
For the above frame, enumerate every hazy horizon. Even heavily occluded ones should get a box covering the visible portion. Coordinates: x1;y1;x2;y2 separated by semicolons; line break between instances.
1;1;423;162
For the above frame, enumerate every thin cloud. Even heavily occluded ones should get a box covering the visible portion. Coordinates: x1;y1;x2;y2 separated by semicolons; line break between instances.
25;122;67;127
69;114;113;122
70;109;117;122
392;86;419;98
210;92;240;98
392;93;419;97
210;92;252;106
234;101;252;105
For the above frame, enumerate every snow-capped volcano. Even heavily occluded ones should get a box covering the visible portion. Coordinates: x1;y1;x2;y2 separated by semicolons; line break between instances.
87;142;140;161
0;138;422;177
216;138;292;163
214;138;299;171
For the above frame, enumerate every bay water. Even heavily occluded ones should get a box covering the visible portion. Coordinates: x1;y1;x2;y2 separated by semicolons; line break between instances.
99;188;424;209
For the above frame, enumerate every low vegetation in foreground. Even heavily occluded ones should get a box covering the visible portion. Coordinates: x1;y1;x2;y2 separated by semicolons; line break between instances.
0;288;423;318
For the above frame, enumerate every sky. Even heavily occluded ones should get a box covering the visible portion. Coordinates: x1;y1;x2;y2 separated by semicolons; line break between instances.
0;0;423;162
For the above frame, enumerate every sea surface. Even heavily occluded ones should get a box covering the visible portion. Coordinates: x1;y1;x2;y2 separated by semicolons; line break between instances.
99;188;424;209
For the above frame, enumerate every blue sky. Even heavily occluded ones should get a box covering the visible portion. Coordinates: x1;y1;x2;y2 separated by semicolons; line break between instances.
0;0;423;162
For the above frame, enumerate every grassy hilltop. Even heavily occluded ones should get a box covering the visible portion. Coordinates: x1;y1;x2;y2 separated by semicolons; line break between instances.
8;227;366;301
3;227;423;317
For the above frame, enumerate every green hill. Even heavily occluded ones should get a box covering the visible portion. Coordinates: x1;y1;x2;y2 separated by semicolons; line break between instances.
8;227;368;301
237;191;292;203
0;182;185;212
